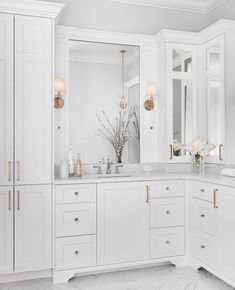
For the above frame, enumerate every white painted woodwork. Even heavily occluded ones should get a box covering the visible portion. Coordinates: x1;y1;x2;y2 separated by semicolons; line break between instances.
14;185;52;273
150;180;184;198
192;198;218;236
56;235;96;271
56;203;96;237
218;186;235;281
56;184;96;204
191;180;215;202
192;229;219;268
150;197;184;228
0;186;13;274
97;182;149;265
14;15;52;185
150;227;184;258
0;13;13;186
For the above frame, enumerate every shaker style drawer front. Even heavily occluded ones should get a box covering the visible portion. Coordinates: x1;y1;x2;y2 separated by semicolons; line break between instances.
56;235;96;270
150;180;184;198
192;198;218;236
56;184;96;204
150;227;184;259
151;197;184;228
191;181;214;202
192;229;219;267
56;203;96;237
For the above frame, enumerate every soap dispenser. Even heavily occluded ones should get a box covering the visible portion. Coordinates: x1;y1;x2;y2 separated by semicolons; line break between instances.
75;153;82;177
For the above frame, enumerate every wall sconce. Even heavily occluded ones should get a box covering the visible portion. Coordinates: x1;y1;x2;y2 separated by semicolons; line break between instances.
144;82;158;111
54;77;65;109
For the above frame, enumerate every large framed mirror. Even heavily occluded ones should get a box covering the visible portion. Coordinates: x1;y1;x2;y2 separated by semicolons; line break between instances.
68;40;140;164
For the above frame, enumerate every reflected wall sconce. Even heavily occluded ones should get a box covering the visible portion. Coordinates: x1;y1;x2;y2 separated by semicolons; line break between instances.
54;77;65;109
144;82;158;111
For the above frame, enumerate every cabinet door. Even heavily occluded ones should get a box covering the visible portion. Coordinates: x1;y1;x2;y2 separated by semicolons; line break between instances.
15;185;51;272
15;16;52;185
219;186;235;281
0;13;13;186
0;186;13;274
97;182;149;265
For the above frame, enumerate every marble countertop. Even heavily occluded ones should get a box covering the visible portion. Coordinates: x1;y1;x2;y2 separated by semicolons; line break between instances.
54;171;235;187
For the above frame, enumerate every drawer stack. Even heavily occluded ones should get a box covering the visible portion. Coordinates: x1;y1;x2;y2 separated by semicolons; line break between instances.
55;184;97;271
150;180;185;259
191;181;219;267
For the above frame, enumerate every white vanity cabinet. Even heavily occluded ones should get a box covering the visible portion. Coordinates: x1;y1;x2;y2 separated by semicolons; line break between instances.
0;13;13;186
190;181;235;287
97;182;150;265
0;187;13;274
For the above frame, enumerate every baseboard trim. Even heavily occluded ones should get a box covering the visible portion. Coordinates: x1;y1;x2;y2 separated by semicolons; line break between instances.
0;269;52;284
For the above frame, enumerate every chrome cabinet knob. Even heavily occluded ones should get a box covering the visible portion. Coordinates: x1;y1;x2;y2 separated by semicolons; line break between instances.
75;250;79;255
75;217;79;222
166;187;170;191
74;191;79;196
201;245;205;249
166;240;170;244
200;214;205;217
200;189;205;192
166;210;170;215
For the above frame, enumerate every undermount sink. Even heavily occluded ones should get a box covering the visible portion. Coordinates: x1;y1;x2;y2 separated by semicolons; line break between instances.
97;173;131;178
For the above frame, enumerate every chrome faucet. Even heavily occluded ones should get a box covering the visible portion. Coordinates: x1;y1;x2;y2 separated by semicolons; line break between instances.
106;159;113;174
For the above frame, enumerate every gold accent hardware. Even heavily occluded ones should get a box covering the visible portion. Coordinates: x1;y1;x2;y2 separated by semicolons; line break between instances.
219;144;223;161
144;97;154;111
213;189;218;209
146;185;149;203
17;161;20;181
8;161;11;182
169;145;173;160
17;191;20;210
8;191;11;211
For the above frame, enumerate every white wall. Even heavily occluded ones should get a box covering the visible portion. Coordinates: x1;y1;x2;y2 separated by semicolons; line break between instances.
42;0;207;34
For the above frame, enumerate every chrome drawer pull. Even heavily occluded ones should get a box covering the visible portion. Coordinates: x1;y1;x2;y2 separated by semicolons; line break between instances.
17;191;20;210
200;214;205;217
200;189;204;192
146;185;149;203
16;161;20;181
8;161;11;182
8;191;12;211
213;189;218;209
201;245;205;249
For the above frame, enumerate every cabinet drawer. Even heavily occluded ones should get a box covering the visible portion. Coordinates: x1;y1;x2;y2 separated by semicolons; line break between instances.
151;227;184;258
192;229;219;267
151;197;184;228
56;235;96;270
192;198;218;236
150;180;184;198
56;184;96;204
191;181;215;202
56;203;96;237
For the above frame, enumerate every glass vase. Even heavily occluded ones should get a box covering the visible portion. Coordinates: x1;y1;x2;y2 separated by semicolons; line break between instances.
192;155;205;175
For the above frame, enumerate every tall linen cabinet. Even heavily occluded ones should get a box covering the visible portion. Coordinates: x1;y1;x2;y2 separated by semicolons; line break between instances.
0;1;63;276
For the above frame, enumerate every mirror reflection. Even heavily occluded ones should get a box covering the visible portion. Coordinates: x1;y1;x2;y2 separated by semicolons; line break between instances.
69;41;140;164
173;79;193;156
173;49;192;72
207;45;220;71
207;79;223;156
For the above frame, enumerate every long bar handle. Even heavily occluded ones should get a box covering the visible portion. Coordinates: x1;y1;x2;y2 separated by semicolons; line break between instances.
146;185;149;203
219;144;223;161
8;191;12;211
213;189;218;209
169;145;173;160
17;161;20;181
17;190;20;210
8;161;12;182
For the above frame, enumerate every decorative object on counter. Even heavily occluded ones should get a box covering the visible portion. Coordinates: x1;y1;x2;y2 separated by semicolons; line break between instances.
75;153;82;177
54;77;65;109
119;50;128;110
144;82;158;111
60;160;69;179
133;106;140;140
186;139;216;174
106;159;113;174
68;144;75;176
173;140;182;156
96;109;135;163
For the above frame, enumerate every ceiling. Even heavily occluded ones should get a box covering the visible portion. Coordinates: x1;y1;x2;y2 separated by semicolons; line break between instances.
107;0;226;13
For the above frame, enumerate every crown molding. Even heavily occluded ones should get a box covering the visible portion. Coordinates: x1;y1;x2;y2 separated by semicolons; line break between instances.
0;0;64;19
107;0;226;13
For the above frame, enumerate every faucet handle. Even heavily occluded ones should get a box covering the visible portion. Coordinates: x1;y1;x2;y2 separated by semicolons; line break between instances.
93;165;102;175
115;164;124;174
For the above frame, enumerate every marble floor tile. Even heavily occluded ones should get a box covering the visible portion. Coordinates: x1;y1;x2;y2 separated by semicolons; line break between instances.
0;265;233;290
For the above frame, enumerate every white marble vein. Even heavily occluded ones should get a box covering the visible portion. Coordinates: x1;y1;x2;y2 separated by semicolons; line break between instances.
0;265;233;290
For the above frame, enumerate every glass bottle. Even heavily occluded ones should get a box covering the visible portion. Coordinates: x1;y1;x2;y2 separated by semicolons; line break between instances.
75;153;82;177
68;144;75;176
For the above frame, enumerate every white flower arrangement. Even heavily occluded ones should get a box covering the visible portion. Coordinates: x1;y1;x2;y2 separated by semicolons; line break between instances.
173;140;182;156
185;139;216;158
